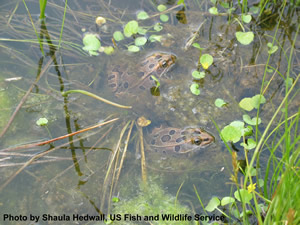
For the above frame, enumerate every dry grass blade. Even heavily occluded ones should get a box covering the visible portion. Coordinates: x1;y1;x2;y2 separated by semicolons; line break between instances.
101;121;131;212
113;120;134;193
1;118;119;151
138;125;147;184
0;127;104;192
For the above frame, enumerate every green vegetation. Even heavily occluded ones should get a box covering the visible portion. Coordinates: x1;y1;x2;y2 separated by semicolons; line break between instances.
109;182;191;225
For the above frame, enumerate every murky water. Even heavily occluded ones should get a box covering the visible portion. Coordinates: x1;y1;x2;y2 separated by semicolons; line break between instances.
0;0;299;224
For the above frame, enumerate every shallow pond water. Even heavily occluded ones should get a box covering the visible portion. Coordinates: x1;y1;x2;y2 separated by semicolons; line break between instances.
0;0;299;224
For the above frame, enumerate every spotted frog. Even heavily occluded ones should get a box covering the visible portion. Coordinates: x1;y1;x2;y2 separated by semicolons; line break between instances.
107;52;215;154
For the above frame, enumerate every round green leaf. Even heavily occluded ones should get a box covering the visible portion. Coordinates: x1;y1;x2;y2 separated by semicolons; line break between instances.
82;33;101;55
160;14;169;22
230;120;245;129
124;20;139;38
192;70;205;79
215;98;227;108
243;115;261;125
242;14;252;23
190;83;200;95
157;4;167;12
242;126;253;136
135;37;147;46
103;46;114;55
192;43;202;49
113;31;124;41
221;197;235;206
240;138;256;150
235;31;254;45
249;6;259;14
36;117;48;126
221;125;242;143
234;189;253;203
205;197;220;212
128;45;140;52
200;54;213;69
137;11;149;20
112;197;120;203
251;94;266;108
149;34;162;42
153;23;163;31
137;27;147;35
239;97;254;111
209;7;218;15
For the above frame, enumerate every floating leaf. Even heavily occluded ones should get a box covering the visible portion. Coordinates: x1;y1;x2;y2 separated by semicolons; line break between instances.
221;125;242;143
209;7;218;15
210;0;217;4
95;16;106;26
221;197;235;206
113;31;124;41
239;97;254;111
234;189;253;204
153;23;163;31
112;197;120;203
137;11;149;20
240;138;256;149
135;37;147;46
137;27;147;35
200;54;213;69
267;43;278;54
124;20;139;37
243;115;261;125
128;45;140;52
243;126;253;136
177;0;186;7
192;70;205;79
215;98;227;108
242;14;252;23
190;83;200;95
250;6;259;14
205;197;220;212
137;116;151;127
235;31;254;45
230;121;245;129
149;34;162;42
157;4;167;12
36;117;48;126
192;43;201;49
160;14;169;22
82;33;101;56
251;94;266;108
220;2;229;8
103;46;114;55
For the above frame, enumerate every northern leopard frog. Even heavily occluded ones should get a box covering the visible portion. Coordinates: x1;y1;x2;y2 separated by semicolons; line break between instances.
107;52;215;154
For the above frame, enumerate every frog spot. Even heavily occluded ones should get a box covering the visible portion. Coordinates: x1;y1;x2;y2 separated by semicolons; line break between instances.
155;54;162;59
123;82;129;89
138;72;145;77
174;145;181;152
169;129;176;135
149;64;155;69
108;75;115;80
109;83;116;88
139;85;146;90
151;139;156;145
176;137;183;143
161;135;171;142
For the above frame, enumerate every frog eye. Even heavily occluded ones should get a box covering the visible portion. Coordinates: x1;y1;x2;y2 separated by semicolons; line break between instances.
193;138;202;145
161;60;168;68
